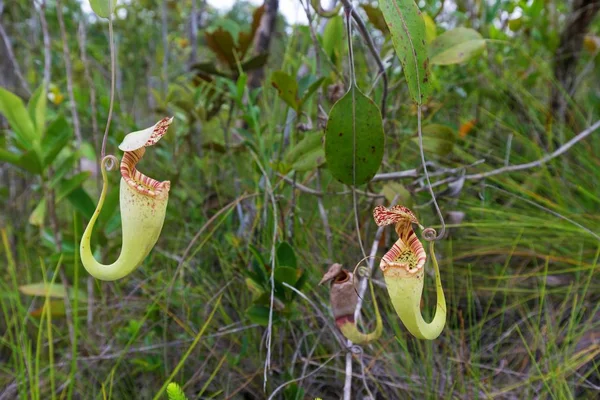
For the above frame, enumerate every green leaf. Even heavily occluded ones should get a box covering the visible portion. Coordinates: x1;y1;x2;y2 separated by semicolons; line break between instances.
274;266;298;287
361;5;389;34
292;148;325;172
284;132;323;166
205;28;237;67
19;282;87;300
241;53;269;72
89;0;117;19
381;183;413;208
238;5;265;58
29;300;67;318
298;77;325;110
29;199;46;226
429;28;486;65
79;141;97;161
208;19;241;46
246;305;279;326
325;86;385;186
412;124;456;156
379;0;431;104
41;116;71;167
423;13;437;43
322;15;344;62
0;87;38;147
0;147;21;165
66;187;96;219
166;382;189;400
276;242;297;269
13;149;44;174
55;172;91;202
28;86;47;138
271;71;298;110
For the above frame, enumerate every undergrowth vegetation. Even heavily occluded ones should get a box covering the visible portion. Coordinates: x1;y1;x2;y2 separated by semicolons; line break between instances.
1;0;599;399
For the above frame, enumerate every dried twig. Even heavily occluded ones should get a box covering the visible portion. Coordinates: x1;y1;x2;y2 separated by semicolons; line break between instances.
36;0;51;91
0;17;30;95
465;119;600;180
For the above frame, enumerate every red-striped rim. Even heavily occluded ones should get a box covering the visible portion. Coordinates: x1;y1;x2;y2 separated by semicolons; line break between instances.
120;148;170;198
375;205;426;273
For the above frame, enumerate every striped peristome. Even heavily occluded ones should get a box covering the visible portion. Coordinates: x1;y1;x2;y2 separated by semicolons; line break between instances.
119;117;172;199
374;205;426;274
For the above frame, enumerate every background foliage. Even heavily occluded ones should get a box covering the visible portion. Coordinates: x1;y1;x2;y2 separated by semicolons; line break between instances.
1;0;600;398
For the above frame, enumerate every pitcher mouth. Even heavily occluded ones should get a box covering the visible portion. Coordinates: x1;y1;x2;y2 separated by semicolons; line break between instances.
120;148;170;198
374;205;427;274
118;117;173;199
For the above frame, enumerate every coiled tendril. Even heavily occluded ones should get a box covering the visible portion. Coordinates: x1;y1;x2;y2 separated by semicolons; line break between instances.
102;154;118;172
422;227;437;242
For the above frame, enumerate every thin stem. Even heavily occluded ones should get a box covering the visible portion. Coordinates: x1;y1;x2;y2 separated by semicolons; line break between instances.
101;6;116;160
345;7;367;260
417;105;446;240
37;0;51;92
0;18;30;95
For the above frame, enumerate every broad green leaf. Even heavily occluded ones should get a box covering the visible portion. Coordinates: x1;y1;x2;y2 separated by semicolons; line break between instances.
0;147;20;165
379;0;431;103
13;149;44;174
79;141;97;161
0;87;37;146
274;266;298;286
205;28;237;67
284;132;323;165
325;87;385;186
41;116;71;167
19;282;87;300
298;77;325;110
382;183;413;207
66;187;96;219
49;153;77;186
30;300;66;318
322;15;344;62
292;148;324;172
276;242;297;269
423;13;437;43
271;71;298;110
240;53;269;72
429;28;486;65
246;305;279;326
28;86;47;138
412;124;455;156
55;172;91;202
89;0;117;19
238;5;265;58
361;4;389;34
208;19;241;46
29;199;46;226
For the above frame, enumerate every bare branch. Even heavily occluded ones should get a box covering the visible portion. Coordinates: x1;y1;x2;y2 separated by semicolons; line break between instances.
0;16;30;95
465;119;600;180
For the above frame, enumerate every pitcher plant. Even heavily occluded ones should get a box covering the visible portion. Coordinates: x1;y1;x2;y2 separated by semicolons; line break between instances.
320;263;382;344
373;205;446;340
80;117;173;281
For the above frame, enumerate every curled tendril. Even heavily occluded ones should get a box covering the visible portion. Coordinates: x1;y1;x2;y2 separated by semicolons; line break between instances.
349;345;363;354
310;0;342;18
351;255;385;301
102;154;118;171
422;227;437;242
357;266;369;278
